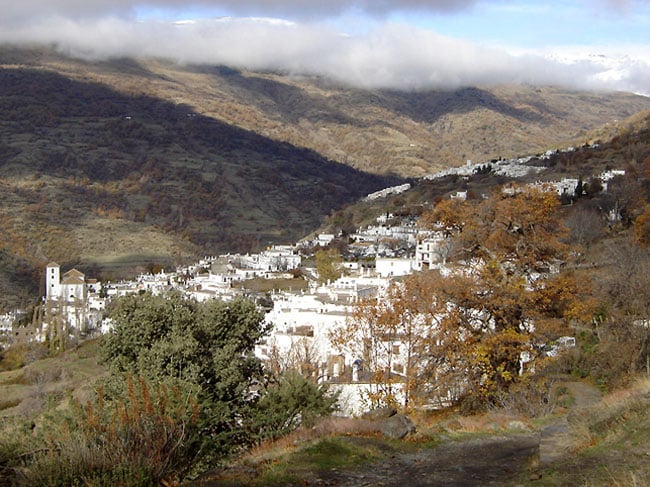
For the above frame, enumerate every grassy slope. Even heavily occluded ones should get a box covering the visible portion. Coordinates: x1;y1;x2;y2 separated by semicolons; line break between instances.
4;340;650;486
521;379;650;486
0;340;107;418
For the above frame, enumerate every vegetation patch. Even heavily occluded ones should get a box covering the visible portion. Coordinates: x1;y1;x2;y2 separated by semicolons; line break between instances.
0;398;21;411
212;437;384;487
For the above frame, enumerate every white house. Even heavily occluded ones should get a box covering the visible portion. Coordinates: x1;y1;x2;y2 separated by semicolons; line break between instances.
317;234;336;246
415;234;451;270
375;257;415;278
256;293;351;380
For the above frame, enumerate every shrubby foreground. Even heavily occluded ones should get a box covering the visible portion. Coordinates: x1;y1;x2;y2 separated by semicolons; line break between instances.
0;293;337;485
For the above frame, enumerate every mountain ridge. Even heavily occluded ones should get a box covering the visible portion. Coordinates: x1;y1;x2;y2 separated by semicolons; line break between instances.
4;46;650;177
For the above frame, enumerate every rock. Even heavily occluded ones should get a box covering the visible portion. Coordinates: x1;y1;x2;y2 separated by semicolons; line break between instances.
361;406;397;421
507;420;530;431
378;413;416;439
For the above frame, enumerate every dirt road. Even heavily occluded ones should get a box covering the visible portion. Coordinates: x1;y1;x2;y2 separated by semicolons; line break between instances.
315;433;540;486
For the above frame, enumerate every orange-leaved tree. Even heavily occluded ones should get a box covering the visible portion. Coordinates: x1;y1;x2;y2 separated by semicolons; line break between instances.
416;185;595;408
330;277;436;410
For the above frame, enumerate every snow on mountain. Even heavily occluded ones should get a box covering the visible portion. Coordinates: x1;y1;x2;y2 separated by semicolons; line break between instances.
542;47;650;96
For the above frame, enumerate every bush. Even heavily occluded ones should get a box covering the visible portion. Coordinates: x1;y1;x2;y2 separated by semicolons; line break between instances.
14;375;201;487
0;343;48;371
102;292;269;458
250;371;339;442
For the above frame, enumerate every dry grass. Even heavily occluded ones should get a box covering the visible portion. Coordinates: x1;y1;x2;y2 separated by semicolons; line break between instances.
440;411;534;434
569;377;650;448
0;339;108;419
523;377;650;486
243;416;387;464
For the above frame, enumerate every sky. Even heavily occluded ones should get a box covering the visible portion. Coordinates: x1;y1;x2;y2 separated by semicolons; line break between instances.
0;0;649;94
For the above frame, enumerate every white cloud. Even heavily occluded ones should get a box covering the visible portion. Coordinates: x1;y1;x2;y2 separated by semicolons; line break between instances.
0;3;648;94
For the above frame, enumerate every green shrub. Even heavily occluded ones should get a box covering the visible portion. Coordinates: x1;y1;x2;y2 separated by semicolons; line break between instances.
250;371;339;442
16;375;201;487
101;292;270;461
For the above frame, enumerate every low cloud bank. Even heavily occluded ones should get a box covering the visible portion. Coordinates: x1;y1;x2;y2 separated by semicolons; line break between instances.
1;16;648;94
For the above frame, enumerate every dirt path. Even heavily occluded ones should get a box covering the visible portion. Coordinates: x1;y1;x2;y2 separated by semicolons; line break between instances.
195;379;604;486
308;379;603;486
314;434;540;486
539;380;602;465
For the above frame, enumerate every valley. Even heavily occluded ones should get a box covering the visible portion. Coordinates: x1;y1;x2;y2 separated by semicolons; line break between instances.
1;42;650;485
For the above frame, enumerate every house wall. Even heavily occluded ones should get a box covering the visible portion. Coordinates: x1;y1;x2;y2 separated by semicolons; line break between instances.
376;258;414;277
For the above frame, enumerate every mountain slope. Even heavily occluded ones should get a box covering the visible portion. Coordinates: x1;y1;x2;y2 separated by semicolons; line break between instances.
2;45;650;309
0;66;398;308
9;47;649;178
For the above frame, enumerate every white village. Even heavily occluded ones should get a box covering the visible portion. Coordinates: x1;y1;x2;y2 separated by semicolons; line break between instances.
0;153;623;415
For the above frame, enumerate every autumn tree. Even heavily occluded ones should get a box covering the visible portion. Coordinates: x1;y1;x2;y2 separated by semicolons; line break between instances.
416;186;595;408
634;204;650;246
266;335;320;381
564;207;606;251
315;248;343;284
333;186;593;411
590;240;650;383
329;274;445;410
330;283;408;409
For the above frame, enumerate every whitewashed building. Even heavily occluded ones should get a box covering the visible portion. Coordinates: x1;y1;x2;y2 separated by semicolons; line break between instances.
256;293;350;380
415;234;451;270
43;262;104;335
376;257;415;277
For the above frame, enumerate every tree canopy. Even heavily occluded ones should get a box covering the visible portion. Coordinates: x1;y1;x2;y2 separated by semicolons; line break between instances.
315;248;343;284
102;291;336;462
102;292;268;455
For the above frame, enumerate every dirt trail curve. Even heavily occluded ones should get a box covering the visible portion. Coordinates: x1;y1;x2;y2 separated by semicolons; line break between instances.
318;434;540;487
539;380;602;465
308;379;603;486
